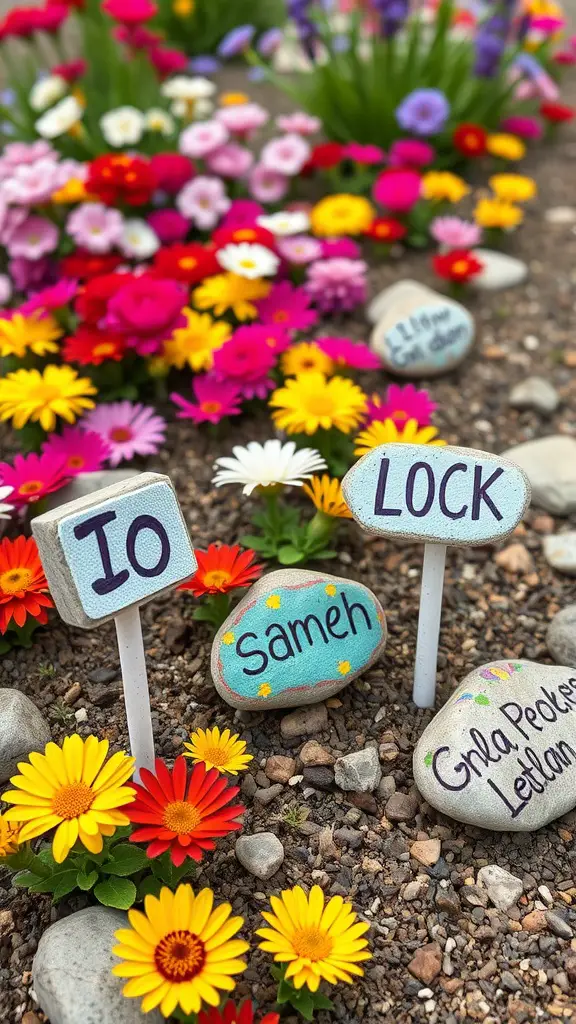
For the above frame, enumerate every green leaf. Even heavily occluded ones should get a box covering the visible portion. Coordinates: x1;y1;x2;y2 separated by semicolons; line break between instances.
101;843;148;877
277;545;306;566
52;871;80;901
94;876;137;910
12;871;43;888
76;869;99;891
311;993;335;1011
137;874;163;901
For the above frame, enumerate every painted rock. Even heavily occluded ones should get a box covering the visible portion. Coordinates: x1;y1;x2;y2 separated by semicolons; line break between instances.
211;569;387;710
342;444;531;546
366;280;435;325
413;660;576;831
370;286;474;377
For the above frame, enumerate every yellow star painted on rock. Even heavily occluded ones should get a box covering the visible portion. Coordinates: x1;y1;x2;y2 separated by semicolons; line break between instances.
338;660;351;675
222;631;235;645
258;683;272;697
266;595;281;609
325;584;337;597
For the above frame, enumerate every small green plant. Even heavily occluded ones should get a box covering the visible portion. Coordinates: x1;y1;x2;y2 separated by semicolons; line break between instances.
279;802;310;830
37;662;56;678
152;0;284;60
272;964;334;1021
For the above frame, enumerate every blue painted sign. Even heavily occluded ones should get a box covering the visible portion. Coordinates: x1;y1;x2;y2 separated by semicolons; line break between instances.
342;444;531;546
382;302;474;375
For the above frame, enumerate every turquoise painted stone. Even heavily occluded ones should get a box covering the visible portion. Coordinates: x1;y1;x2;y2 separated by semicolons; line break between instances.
371;298;474;377
342;444;531;547
211;569;387;710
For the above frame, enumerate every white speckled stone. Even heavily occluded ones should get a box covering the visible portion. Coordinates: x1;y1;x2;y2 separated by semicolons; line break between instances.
413;660;576;831
543;533;576;576
503;436;576;516
471;249;528;291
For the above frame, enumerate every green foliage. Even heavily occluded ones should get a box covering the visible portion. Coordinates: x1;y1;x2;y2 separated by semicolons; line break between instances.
272;964;334;1020
240;491;341;568
0;615;45;655
153;0;285;59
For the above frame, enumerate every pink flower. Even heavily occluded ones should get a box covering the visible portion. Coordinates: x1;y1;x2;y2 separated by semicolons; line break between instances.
553;50;576;66
42;426;111;476
0;274;11;304
260;134;311;176
176;176;230;230
316;336;381;370
256;280;319;331
0;207;27;246
170;375;243;424
1;158;63;205
67;203;124;254
9;257;52;292
212;326;278;398
276;234;322;264
103;0;157;24
500;115;543;140
373;168;421;213
21;280;78;316
205;144;254;179
365;383;436;427
179;120;229;159
7;216;59;260
430;216;482;249
344;143;386;165
0;451;69;506
320;237;361;259
276;112;321;136
388;139;436;168
147;209;189;244
0;140;55;179
248;164;288;203
216;103;269;138
83;401;166;466
105;276;186;356
305;258;368;315
221;199;264;229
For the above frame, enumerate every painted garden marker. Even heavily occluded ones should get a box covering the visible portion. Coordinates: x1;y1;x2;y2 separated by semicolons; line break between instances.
32;472;197;773
342;444;531;708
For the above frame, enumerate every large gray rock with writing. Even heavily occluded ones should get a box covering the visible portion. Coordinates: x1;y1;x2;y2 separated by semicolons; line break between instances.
0;689;50;783
211;569;387;710
413;660;576;831
370;284;474;377
33;907;162;1024
502;436;576;516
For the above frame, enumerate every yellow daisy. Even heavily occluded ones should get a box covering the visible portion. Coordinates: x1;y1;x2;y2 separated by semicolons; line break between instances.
0;311;61;359
256;884;371;991
184;726;253;775
51;177;94;203
302;475;353;519
488;174;537;203
2;734;135;863
486;133;526;161
270;373;367;435
162;309;231;371
193;273;271;321
421;171;470;203
474;197;523;230
0;814;21;857
219;91;250;106
354;418;446;457
0;365;96;432
112;884;248;1018
281;342;333;377
310;194;375;237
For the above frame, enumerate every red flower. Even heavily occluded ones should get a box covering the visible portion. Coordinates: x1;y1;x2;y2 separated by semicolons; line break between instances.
540;102;574;123
179;544;263;597
307;142;345;171
86;154;156;207
148;44;188;78
51;59;86;82
212;223;276;251
127;756;245;866
433;248;483;283
32;3;69;33
60;250;124;281
152;243;219;285
103;0;157;24
453;123;488;157
149;152;195;193
62;326;126;365
199;1002;279;1024
365;217;407;242
75;272;134;325
0;536;53;635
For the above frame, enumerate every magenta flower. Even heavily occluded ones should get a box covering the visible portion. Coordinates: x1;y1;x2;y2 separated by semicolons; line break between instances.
500;115;543;140
83;401;166;466
67;203;124;254
276;112;321;136
212;326;278;399
388;139;436;168
305;258;368;315
205;144;253;179
105;276;186;356
21;279;78;316
176;176;231;230
276;234;322;264
256;280;319;332
216;103;269;138
248;163;289;203
221;199;264;229
170;375;243;424
260;134;311;176
366;384;437;427
316;336;381;370
343;143;386;165
147;209;189;244
373;168;422;213
7;216;59;260
430;216;482;249
42;426;111;476
0;451;69;507
179;120;229;159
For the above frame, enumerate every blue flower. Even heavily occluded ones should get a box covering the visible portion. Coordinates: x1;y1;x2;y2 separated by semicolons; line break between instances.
395;89;450;136
188;55;221;74
217;24;256;59
257;27;283;57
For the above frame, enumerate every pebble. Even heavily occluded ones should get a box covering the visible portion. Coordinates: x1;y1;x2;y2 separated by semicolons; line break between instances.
63;682;82;705
235;833;285;880
33;906;161;1023
501;970;522;992
302;765;334;791
410;839;442;867
545;206;576;224
543;533;576;576
74;708;88;724
403;879;426;901
0;688;51;783
477;865;524;911
503;436;576;515
546;605;576;666
471;248;528;291
265;755;296;784
545;911;573;939
334;747;382;793
522;910;547;932
509;376;559;414
254;784;283;806
494;542;534;574
408;943;442;985
280;704;328;740
298;740;335;766
377;775;396;800
385;792;418;821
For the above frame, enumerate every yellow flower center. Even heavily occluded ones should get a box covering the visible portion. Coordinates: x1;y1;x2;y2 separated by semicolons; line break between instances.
200;400;222;414
0;568;33;594
238;259;256;270
203;569;232;588
30;383;60;403
292;926;333;961
452;260;469;275
304;393;336;417
179;256;198;270
52;782;94;820
202;745;231;767
235;229;257;241
93;342;116;357
110;427;132;442
68;455;85;469
18;480;43;496
155;930;206;982
162;800;202;834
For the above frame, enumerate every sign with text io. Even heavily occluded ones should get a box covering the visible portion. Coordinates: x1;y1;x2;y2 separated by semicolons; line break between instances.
342;445;531;707
32;473;197;772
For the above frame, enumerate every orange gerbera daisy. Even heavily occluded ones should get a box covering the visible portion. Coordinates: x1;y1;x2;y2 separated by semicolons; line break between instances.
0;536;53;634
179;544;263;597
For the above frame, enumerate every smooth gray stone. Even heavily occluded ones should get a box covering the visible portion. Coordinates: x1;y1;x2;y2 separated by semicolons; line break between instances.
0;688;50;782
543;534;576;577
509;377;559;415
502;436;576;515
235;833;285;879
547;606;576;667
471;249;528;291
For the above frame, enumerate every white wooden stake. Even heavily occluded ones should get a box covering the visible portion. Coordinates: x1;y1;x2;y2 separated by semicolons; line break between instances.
115;605;155;778
413;542;447;708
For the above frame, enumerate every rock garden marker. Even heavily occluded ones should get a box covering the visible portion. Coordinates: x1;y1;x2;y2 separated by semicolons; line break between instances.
342;444;531;708
31;472;197;774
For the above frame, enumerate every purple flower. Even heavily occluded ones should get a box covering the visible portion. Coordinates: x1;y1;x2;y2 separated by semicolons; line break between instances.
288;0;317;59
257;28;283;57
372;0;409;38
305;258;368;315
473;9;513;78
396;89;450;136
188;55;221;74
217;25;256;58
9;256;54;292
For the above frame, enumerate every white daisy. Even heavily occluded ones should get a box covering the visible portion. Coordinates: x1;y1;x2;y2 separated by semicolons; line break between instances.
144;108;175;136
0;485;14;520
29;74;67;112
257;210;311;236
213;440;327;496
118;219;160;259
216;242;279;280
161;75;216;100
35;96;83;139
100;106;145;147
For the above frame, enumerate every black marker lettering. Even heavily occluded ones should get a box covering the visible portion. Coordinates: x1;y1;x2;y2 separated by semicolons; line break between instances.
126;515;170;578
73;510;129;596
